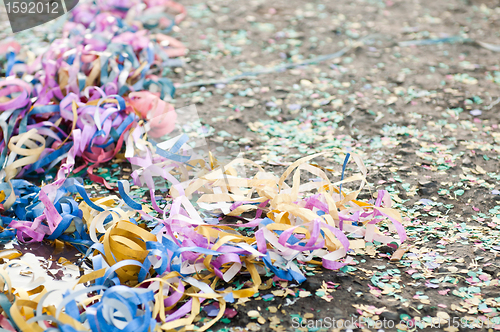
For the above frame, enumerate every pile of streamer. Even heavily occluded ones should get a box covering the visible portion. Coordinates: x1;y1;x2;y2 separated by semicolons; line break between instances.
0;0;407;331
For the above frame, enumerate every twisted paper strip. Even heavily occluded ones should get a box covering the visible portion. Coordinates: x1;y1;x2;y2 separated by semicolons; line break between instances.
0;150;406;332
0;85;177;203
2;0;186;98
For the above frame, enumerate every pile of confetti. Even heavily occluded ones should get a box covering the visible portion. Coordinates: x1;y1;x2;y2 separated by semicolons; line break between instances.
0;0;409;331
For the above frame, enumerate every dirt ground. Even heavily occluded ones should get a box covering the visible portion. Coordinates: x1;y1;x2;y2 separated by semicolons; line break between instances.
166;0;500;331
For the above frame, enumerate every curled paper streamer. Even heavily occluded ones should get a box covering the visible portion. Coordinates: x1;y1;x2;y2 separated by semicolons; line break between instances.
0;134;407;331
0;63;407;330
127;91;177;138
0;41;21;56
0;0;408;330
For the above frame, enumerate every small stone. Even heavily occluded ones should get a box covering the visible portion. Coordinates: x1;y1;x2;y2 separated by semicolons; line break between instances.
419;180;437;187
396;148;413;155
378;245;397;254
483;266;496;275
302;279;321;291
396;72;406;83
418;181;437;195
